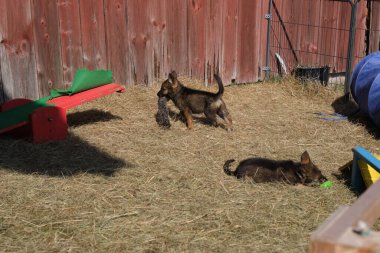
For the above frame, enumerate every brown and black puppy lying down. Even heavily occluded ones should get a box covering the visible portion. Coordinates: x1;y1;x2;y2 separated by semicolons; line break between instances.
157;71;232;131
224;151;327;186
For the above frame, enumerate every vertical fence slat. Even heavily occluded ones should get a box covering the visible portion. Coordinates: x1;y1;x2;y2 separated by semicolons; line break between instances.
126;0;152;85
336;2;350;73
221;0;238;84
261;0;270;79
33;0;63;96
79;0;107;70
354;0;368;67
205;0;223;85
0;0;38;101
369;1;380;53
57;0;83;88
0;53;2;101
188;0;206;79
147;0;167;83
307;0;322;66
105;0;129;85
237;0;261;83
166;0;188;78
257;0;267;81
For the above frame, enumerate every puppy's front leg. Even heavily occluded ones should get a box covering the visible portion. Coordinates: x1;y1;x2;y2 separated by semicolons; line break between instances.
183;108;193;129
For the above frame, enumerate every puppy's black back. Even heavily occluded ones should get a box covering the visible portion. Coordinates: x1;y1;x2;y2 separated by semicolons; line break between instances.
224;158;301;184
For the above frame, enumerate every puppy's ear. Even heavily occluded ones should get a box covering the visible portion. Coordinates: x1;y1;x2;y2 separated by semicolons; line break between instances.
300;151;311;165
168;71;178;86
170;71;178;79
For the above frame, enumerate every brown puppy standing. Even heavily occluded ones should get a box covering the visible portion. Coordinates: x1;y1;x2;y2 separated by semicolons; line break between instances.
157;71;232;130
224;151;328;186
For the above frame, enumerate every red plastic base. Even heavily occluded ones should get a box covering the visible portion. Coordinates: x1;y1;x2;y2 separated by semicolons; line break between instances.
0;83;125;143
30;106;68;143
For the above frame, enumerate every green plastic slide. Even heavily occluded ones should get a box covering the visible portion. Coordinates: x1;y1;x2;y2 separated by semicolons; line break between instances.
0;69;113;131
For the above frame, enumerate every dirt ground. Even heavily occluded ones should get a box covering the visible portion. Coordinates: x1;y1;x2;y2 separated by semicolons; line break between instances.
0;78;379;252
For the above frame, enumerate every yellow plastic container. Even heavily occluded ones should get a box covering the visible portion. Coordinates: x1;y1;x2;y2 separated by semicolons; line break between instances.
358;154;380;188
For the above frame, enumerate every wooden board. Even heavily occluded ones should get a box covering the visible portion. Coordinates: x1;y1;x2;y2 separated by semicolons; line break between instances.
221;0;238;84
165;0;188;78
310;179;380;253
104;0;129;85
79;0;107;70
0;0;39;101
205;0;223;85
32;0;63;97
237;0;261;83
188;0;206;79
125;0;151;85
57;0;83;89
369;1;380;53
147;0;168;82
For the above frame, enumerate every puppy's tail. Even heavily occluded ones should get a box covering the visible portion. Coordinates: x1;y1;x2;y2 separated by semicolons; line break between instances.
223;159;237;177
214;74;224;99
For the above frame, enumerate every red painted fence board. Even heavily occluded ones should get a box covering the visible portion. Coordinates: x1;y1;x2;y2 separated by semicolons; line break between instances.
221;0;239;84
165;0;188;80
0;0;39;101
369;1;380;53
79;0;107;70
32;0;63;94
104;0;128;85
57;0;83;89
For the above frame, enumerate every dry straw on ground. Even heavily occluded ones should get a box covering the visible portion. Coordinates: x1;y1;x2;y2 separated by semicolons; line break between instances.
0;77;379;252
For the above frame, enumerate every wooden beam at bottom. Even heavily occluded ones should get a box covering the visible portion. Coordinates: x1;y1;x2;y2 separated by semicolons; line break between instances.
310;179;380;253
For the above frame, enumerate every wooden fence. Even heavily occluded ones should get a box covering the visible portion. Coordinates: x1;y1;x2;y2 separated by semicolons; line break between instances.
0;0;379;103
0;0;269;102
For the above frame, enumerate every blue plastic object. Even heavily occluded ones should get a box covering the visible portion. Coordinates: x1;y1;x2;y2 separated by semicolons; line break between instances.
350;52;379;102
353;53;380;114
351;146;380;192
368;74;380;127
350;51;380;127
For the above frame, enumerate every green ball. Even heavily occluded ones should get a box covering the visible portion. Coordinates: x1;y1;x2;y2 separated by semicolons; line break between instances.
320;180;332;189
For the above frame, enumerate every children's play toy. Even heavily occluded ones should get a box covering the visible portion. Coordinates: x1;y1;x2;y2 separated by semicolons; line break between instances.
351;146;380;191
0;69;125;143
320;180;332;189
350;51;380;128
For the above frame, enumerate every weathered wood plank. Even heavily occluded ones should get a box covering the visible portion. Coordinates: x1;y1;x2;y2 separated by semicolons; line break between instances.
125;0;152;85
310;0;323;66
221;0;238;84
188;0;206;79
310;179;380;253
369;1;380;53
57;0;83;89
104;0;129;85
205;0;223;85
79;0;107;70
0;48;3;102
0;0;39;101
166;0;188;78
0;2;4;102
296;0;311;67
257;0;267;81
237;0;260;83
32;0;63;97
147;0;167;83
354;1;368;67
336;1;350;73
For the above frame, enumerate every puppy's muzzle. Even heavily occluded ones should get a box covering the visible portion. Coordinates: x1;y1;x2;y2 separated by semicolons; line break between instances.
157;90;164;97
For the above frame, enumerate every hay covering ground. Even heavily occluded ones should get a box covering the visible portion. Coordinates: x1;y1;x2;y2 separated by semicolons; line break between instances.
0;77;379;252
